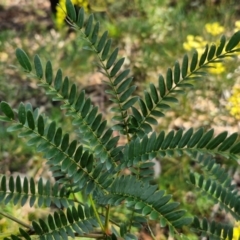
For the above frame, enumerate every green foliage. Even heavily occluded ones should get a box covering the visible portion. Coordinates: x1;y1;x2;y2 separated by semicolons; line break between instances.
1;0;240;239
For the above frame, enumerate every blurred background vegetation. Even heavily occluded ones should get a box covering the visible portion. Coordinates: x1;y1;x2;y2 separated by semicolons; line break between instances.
1;0;240;239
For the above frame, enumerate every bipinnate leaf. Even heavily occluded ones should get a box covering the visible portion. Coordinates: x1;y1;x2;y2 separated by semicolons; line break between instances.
4;12;240;240
16;48;32;72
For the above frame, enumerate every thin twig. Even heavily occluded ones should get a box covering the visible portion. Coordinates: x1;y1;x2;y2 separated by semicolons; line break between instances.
0;210;32;229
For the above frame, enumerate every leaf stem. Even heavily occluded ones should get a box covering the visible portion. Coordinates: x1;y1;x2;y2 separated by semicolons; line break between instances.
147;221;156;240
0;210;32;229
104;205;110;234
89;194;105;233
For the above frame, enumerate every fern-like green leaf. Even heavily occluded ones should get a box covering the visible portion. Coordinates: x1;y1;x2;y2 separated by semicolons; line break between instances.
191;216;233;240
98;176;192;235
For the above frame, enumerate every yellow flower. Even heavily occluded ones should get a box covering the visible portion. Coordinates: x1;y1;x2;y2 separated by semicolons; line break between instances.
234;20;240;32
208;62;226;75
227;85;240;120
233;222;240;239
56;0;89;29
205;22;225;36
183;35;207;55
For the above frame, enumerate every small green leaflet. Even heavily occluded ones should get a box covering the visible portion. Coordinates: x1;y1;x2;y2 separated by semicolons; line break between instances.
16;48;32;72
66;0;76;22
34;55;43;79
0;101;14;119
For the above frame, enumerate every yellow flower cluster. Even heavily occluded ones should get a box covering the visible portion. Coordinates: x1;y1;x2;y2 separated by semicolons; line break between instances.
183;22;228;75
205;22;225;36
234;20;240;32
183;35;207;54
183;34;225;74
227;85;240;120
233;222;240;240
208;62;226;74
226;222;240;240
56;0;89;29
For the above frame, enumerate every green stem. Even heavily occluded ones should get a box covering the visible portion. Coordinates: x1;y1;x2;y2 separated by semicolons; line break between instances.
89;194;105;233
104;205;110;234
0;210;32;229
147;221;156;240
